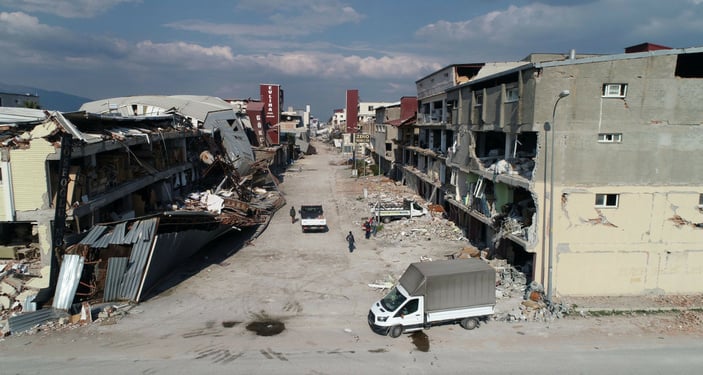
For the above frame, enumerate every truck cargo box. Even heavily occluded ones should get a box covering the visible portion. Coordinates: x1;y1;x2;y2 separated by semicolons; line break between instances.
398;258;495;312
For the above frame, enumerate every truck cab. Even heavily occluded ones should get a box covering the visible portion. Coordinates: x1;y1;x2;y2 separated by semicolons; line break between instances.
299;205;327;232
368;284;425;337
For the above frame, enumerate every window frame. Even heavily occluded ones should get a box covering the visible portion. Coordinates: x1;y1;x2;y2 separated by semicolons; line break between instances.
505;87;519;103
473;92;483;107
595;193;619;208
598;133;623;143
602;83;628;98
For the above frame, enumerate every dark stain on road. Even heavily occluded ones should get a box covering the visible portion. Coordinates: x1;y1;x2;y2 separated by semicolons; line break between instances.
246;320;285;336
368;348;388;353
411;331;430;352
222;320;241;328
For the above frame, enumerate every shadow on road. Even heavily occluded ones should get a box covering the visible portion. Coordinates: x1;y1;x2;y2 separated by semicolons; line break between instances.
140;226;259;301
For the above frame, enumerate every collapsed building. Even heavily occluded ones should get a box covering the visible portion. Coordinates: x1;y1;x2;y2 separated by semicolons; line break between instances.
0;96;285;333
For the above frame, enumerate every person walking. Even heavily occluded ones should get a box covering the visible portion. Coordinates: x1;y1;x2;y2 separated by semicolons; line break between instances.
346;231;355;253
363;218;372;239
290;206;296;224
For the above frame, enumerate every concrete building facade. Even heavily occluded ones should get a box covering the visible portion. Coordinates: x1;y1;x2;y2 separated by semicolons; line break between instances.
398;45;703;297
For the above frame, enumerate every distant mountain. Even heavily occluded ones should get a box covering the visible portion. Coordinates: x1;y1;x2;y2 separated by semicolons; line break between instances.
0;82;93;112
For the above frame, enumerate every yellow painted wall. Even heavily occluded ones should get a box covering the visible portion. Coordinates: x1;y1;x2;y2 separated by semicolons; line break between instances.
552;186;703;295
10;141;55;211
0;161;12;221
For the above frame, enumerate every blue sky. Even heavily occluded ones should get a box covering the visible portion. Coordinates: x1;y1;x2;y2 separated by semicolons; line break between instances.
1;0;702;121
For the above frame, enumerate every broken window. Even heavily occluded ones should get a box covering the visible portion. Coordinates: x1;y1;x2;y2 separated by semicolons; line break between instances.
675;52;703;78
595;193;619;208
598;133;622;143
602;84;627;98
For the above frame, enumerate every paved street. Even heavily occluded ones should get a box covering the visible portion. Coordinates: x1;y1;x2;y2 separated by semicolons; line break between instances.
1;140;702;374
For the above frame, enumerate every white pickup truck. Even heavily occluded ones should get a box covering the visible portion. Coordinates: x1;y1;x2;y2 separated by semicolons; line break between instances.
370;199;427;223
300;205;327;232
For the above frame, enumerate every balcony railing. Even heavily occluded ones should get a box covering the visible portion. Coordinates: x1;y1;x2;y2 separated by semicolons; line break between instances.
417;113;444;125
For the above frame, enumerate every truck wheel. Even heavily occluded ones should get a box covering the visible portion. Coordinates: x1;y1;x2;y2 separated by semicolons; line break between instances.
460;318;478;330
382;217;391;224
388;325;403;338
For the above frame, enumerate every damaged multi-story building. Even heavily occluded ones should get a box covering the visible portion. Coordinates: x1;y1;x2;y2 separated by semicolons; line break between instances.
401;43;703;297
0;96;285;321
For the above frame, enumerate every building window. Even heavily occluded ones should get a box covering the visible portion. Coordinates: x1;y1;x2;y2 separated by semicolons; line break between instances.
367;105;374;111
699;194;703;208
598;133;622;143
474;92;483;106
595;193;619;208
602;83;628;98
505;87;518;102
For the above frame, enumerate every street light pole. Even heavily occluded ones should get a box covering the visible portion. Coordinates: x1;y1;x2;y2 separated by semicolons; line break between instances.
547;89;570;302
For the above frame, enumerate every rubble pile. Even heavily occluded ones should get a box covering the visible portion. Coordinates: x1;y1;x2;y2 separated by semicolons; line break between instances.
488;258;573;322
0;251;43;323
372;216;467;242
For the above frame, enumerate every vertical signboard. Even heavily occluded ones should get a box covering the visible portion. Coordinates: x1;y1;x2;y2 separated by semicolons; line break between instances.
346;89;359;133
245;101;266;146
260;84;281;145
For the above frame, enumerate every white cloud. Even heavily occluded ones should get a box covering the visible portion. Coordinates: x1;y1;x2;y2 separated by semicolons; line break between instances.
0;0;138;18
416;4;574;43
133;41;235;68
0;11;59;35
166;0;363;38
232;52;441;79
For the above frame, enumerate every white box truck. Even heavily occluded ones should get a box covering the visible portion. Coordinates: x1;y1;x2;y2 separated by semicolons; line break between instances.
368;258;496;338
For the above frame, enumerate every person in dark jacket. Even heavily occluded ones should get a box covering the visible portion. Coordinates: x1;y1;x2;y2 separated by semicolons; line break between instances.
346;231;355;253
290;206;296;223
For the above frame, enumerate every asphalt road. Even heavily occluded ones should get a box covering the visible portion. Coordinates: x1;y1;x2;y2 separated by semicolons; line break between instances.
1;140;702;374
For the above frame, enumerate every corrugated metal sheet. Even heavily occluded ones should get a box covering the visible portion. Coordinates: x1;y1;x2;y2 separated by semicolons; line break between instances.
79;225;108;245
104;257;128;302
124;219;149;244
118;218;158;301
52;254;85;310
108;222;127;245
8;308;69;334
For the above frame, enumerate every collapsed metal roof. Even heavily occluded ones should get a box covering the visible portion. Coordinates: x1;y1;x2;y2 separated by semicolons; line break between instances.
79;95;235;123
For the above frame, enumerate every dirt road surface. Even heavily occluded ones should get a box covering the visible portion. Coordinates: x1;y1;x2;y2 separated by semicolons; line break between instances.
1;140;702;374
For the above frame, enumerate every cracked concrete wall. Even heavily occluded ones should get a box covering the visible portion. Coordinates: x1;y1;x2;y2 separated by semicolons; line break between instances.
553;187;703;296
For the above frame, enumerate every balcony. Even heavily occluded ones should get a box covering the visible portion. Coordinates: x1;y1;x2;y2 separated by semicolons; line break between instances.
417;113;444;126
